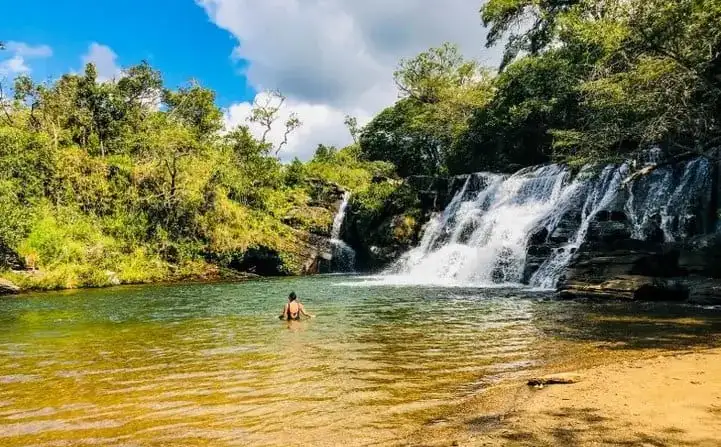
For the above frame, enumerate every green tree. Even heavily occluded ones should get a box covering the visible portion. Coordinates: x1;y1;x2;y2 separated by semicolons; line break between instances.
362;44;492;176
394;43;481;104
481;0;582;69
344;115;360;144
552;0;721;162
163;80;223;139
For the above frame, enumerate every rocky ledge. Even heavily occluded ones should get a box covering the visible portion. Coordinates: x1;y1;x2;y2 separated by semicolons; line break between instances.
557;226;721;305
0;278;20;295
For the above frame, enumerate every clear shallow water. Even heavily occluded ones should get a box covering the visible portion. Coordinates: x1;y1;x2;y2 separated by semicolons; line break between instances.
1;276;720;446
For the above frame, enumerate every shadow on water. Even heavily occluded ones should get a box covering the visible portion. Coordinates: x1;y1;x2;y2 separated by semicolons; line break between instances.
533;299;721;351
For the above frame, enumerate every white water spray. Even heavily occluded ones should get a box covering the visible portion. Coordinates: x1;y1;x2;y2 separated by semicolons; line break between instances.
378;157;713;290
383;166;574;286
330;192;356;272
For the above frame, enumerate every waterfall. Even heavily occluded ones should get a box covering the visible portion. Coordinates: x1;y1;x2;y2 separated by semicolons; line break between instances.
384;166;574;286
625;157;712;242
330;192;356;272
382;157;714;289
529;164;628;289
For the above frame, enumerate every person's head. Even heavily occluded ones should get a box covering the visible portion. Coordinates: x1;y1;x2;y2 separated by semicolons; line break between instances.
288;291;297;302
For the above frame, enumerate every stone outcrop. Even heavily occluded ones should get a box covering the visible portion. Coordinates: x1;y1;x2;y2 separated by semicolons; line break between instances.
0;244;24;271
0;278;20;295
406;174;473;212
559;215;721;304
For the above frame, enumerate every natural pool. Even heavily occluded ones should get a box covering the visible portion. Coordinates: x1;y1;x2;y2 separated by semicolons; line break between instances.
1;275;720;446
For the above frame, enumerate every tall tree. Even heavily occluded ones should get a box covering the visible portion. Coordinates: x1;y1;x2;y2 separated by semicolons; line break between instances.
344;115;360;144
248;90;301;157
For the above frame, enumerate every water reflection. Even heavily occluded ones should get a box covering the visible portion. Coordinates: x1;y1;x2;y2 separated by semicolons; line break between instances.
0;277;719;446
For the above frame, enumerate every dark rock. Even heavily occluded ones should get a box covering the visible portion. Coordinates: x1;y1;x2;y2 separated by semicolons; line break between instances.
527;244;552;257
559;233;688;301
300;234;334;274
586;220;632;244
610;211;628;222
407;176;453;211
522;261;544;283
677;233;721;278
230;246;287;276
683;277;721;305
0;244;25;270
529;227;549;246
0;278;20;295
595;210;610;221
559;275;688;301
566;241;681;282
549;225;575;244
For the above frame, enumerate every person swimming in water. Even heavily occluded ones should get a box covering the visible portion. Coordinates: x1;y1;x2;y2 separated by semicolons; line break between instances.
279;291;315;320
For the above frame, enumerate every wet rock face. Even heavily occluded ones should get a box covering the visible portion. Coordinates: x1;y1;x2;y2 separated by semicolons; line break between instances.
559;227;721;304
345;155;721;300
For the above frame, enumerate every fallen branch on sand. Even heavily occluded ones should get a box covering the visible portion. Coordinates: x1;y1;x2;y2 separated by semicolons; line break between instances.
527;373;582;387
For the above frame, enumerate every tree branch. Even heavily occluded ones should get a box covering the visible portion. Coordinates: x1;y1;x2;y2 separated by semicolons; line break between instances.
621;149;719;187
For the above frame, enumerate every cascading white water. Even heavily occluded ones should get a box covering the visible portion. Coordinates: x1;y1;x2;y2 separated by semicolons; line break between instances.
384;166;574;286
381;156;714;290
625;157;712;242
331;192;350;240
529;164;628;289
330;192;356;272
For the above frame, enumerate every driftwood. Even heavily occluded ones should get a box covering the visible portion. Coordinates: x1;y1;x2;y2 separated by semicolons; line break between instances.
527;374;582;387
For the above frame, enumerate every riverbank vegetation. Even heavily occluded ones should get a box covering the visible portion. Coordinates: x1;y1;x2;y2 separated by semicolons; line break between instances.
0;63;391;290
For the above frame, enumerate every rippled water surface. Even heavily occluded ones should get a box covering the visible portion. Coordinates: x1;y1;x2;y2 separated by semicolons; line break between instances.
1;276;720;446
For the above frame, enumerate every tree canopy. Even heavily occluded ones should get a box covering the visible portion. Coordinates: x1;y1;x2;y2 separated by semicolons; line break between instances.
359;0;721;175
0;61;391;289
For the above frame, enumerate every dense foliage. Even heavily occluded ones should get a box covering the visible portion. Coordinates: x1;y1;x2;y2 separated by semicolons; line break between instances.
359;0;721;175
0;62;390;290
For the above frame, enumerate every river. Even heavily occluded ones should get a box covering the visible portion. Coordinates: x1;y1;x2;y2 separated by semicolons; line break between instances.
1;276;720;446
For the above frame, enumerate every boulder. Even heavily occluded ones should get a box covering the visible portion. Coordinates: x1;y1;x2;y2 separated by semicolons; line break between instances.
0;278;20;295
559;235;690;301
680;277;721;305
559;275;688;301
568;237;682;278
677;233;721;278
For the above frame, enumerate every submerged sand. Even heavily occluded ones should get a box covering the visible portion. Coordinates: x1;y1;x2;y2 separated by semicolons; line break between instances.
411;348;721;446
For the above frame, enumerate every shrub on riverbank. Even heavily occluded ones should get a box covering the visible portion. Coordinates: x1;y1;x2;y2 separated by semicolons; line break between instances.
0;65;385;291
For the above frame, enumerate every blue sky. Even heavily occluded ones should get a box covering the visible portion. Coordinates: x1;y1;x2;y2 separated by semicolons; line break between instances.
1;0;254;107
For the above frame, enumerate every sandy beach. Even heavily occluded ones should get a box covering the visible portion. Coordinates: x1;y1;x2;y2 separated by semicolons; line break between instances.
412;348;721;446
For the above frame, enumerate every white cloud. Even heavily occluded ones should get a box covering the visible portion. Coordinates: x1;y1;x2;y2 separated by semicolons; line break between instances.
225;91;372;161
0;56;30;76
5;41;53;58
0;41;52;76
198;0;500;160
81;43;122;82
